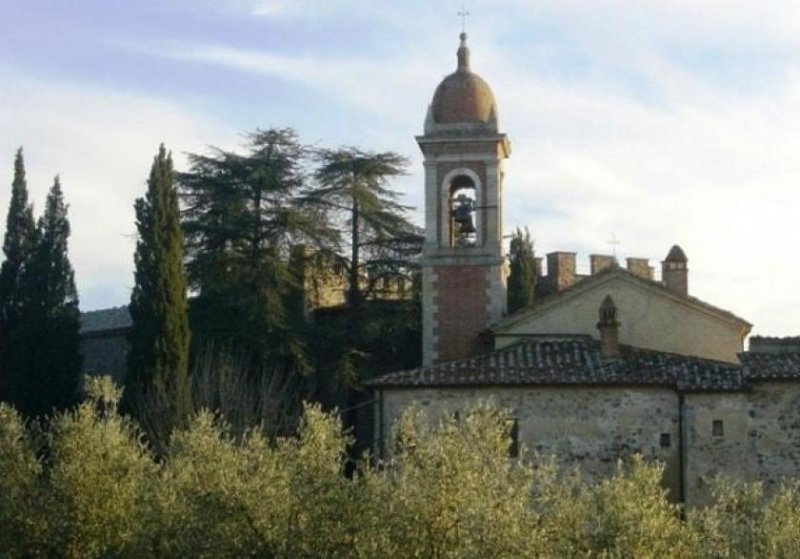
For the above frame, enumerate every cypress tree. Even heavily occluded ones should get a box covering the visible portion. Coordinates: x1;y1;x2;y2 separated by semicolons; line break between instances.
126;145;191;422
17;176;82;415
507;227;537;314
0;148;36;403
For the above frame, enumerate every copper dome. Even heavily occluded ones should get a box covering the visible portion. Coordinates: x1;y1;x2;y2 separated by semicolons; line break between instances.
430;33;497;125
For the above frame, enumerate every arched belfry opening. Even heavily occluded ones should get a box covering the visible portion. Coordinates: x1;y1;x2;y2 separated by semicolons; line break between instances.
448;174;477;247
417;32;511;365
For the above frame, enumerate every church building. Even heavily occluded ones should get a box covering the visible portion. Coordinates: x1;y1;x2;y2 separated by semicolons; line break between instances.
369;33;800;506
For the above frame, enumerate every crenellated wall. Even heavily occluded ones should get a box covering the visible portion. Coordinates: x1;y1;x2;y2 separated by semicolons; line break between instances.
538;252;656;298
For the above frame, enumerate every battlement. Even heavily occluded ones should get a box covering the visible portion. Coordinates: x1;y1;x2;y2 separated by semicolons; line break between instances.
289;245;413;316
748;336;800;354
535;245;687;298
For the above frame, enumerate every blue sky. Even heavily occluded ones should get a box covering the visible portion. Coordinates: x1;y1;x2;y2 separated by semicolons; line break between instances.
2;0;800;337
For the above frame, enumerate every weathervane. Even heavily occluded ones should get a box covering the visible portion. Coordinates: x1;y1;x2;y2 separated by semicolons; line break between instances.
457;7;470;33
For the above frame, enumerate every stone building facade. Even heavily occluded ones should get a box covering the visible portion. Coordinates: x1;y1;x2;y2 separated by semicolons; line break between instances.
79;306;131;386
368;33;800;506
370;327;800;507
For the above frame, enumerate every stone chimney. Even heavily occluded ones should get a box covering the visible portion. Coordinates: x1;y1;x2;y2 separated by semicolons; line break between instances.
597;295;620;359
590;254;616;275
546;252;577;292
626;257;654;280
662;245;688;296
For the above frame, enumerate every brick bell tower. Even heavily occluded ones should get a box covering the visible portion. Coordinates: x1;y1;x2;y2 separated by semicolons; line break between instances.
417;32;511;365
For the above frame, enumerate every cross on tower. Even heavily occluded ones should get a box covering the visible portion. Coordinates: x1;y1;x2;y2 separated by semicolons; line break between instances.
457;8;470;33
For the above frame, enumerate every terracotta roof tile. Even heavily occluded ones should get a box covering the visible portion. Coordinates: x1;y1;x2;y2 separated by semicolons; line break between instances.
368;336;745;392
740;352;800;381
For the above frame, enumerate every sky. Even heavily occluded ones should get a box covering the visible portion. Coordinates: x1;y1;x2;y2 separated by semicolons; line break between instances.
1;0;799;337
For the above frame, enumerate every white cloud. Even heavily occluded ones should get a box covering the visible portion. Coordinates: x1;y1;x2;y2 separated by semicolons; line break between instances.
138;42;443;126
493;54;800;335
0;70;237;310
518;0;800;49
5;2;800;337
126;31;800;335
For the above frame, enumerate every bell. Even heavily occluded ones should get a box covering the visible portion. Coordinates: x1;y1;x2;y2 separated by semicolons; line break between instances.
453;195;476;235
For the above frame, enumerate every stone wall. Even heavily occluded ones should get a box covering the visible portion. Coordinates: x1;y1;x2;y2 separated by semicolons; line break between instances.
685;382;800;505
80;332;129;386
749;336;800;354
377;385;682;499
377;381;800;506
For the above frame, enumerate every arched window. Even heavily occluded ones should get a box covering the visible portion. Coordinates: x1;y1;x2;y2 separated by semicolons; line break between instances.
448;174;477;247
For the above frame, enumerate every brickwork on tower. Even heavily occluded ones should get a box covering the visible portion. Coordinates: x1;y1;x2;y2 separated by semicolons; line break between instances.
432;265;491;362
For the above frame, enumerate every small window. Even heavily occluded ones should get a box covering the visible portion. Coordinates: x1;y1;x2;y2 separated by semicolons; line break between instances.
660;433;671;448
507;418;519;458
712;420;724;437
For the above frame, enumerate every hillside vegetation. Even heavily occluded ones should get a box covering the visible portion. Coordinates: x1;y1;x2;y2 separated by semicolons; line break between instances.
2;378;799;558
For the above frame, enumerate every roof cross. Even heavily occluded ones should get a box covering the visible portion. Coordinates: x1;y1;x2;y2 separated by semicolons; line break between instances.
608;232;621;259
458;7;470;33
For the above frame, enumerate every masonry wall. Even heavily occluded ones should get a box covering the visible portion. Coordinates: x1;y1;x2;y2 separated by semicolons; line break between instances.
377;385;682;499
685;382;800;506
80;332;129;386
432;265;490;363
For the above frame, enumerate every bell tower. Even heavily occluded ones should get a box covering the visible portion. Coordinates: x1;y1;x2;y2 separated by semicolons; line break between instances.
417;33;511;365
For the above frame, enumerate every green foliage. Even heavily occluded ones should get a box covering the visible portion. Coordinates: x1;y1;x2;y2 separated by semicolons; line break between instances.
506;226;536;314
582;457;692;557
307;147;420;309
46;382;156;558
378;404;538;558
155;403;355;558
688;478;800;558
0;404;46;556
1;154;81;416
17;176;82;415
180;129;329;373
0;148;36;323
7;386;800;557
128;345;302;455
0;148;37;403
303;148;422;421
311;300;421;389
127;145;191;429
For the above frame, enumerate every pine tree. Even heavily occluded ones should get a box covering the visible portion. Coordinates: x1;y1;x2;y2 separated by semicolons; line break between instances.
126;145;191;422
180;128;330;372
507;227;537;314
17;176;82;415
0;148;36;403
304;147;422;403
307;147;421;310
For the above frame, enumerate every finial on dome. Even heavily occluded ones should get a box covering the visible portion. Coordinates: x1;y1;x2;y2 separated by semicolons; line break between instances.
457;33;470;72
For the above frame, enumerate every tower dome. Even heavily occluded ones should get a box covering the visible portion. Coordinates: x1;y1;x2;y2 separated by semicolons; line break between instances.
429;33;498;127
